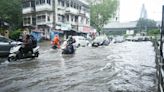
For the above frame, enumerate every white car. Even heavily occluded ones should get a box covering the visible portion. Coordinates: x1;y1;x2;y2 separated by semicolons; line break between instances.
72;36;89;47
92;35;110;47
114;36;124;43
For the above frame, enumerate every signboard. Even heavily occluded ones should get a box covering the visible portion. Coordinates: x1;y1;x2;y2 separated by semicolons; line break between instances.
61;23;71;30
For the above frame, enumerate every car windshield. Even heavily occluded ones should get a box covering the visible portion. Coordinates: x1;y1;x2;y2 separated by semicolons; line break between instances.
94;36;105;41
0;37;10;42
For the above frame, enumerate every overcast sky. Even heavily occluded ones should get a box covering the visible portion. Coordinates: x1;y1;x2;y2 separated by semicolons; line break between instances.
120;0;164;22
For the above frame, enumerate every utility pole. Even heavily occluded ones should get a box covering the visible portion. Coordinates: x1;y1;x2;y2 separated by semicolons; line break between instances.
52;0;56;31
160;5;164;57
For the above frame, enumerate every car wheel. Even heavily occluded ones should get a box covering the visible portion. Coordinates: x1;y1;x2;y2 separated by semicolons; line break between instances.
77;44;80;47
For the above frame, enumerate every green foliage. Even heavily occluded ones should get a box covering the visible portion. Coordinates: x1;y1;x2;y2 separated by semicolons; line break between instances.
0;28;4;35
90;0;118;32
0;28;7;35
137;18;157;31
0;0;22;30
147;29;160;36
9;29;22;40
105;30;126;36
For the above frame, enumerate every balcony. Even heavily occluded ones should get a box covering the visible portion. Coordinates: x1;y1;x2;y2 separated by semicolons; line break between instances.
86;12;90;18
36;20;47;25
35;4;52;12
79;10;85;14
22;7;34;14
65;7;79;15
57;10;65;15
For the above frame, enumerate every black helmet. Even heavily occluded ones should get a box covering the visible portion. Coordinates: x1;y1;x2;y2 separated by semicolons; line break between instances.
26;34;30;39
68;35;72;39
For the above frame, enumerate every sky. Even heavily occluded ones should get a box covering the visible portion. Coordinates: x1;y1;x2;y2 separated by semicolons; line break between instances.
120;0;164;22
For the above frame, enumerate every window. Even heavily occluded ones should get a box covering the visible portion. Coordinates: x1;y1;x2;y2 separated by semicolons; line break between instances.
47;16;50;21
37;15;46;23
86;18;88;24
61;1;65;7
71;2;73;7
66;2;69;7
31;1;35;7
35;0;46;5
81;17;84;23
47;0;51;5
0;37;9;42
66;15;69;22
75;16;78;22
71;16;74;22
77;5;79;9
74;3;76;8
58;0;61;5
36;0;40;5
79;6;81;10
61;15;65;22
40;0;45;4
23;17;31;25
23;1;30;8
58;14;61;22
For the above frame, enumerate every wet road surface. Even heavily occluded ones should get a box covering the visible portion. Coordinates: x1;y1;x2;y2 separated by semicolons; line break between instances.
0;41;156;92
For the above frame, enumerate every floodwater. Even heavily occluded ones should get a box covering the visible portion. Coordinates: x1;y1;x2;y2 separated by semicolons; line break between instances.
0;41;157;92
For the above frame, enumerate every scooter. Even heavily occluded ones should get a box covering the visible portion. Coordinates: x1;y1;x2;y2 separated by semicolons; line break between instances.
8;44;40;62
52;45;58;49
61;41;75;54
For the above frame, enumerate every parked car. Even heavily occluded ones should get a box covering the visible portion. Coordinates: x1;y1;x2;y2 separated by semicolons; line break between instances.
114;36;125;43
126;36;134;41
92;35;110;47
0;35;21;57
132;36;150;42
72;36;89;47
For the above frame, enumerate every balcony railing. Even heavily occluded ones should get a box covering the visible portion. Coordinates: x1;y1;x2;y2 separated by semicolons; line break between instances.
22;7;34;14
35;4;52;12
65;7;79;15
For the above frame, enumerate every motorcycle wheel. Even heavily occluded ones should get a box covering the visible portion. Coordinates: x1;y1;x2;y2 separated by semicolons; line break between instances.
8;56;17;62
35;51;39;57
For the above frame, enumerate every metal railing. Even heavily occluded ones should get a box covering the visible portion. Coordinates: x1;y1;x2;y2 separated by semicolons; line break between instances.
153;39;164;92
155;5;164;92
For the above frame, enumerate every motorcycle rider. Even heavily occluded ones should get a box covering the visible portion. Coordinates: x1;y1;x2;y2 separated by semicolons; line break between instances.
66;35;76;53
67;35;76;45
52;35;60;48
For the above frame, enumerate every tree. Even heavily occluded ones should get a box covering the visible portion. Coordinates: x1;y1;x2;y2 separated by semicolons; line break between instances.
89;0;118;33
0;0;22;30
137;18;157;31
147;29;160;36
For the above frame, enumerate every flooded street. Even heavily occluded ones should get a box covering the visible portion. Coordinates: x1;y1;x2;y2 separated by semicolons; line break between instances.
0;41;156;92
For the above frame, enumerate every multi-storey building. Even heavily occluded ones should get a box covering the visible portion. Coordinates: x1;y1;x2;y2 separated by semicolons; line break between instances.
22;0;90;39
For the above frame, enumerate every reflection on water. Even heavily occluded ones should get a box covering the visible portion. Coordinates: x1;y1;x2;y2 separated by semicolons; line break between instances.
0;42;157;92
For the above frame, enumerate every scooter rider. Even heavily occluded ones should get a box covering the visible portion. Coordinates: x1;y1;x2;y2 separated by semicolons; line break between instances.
22;34;33;54
52;35;60;48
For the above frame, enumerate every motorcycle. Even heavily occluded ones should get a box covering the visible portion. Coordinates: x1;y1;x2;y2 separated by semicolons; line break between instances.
8;44;39;62
61;41;75;54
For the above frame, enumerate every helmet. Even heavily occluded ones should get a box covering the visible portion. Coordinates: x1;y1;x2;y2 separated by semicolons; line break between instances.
26;34;30;39
68;35;72;39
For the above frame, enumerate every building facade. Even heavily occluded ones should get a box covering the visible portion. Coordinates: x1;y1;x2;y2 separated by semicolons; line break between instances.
22;0;91;39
